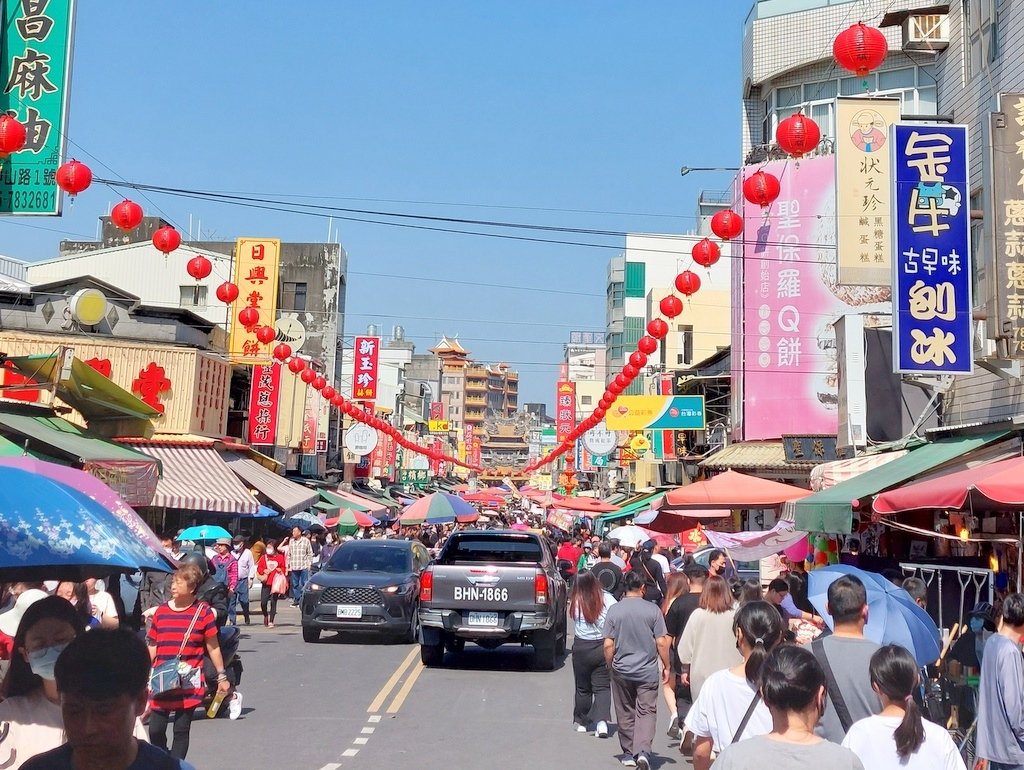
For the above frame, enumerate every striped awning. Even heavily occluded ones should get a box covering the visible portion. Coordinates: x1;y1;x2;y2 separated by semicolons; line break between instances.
222;453;318;516
808;450;909;492
134;445;258;514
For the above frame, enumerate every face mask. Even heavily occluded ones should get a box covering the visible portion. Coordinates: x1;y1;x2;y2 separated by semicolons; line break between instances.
28;643;69;681
970;617;985;633
267;548;276;556
233;545;242;552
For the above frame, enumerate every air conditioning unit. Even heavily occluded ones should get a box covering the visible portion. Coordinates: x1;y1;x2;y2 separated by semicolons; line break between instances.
974;320;997;359
903;13;949;51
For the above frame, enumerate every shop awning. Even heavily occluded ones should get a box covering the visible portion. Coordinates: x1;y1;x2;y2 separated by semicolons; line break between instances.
809;450;909;491
132;445;257;514
792;431;1010;534
222;453;318;516
0;411;161;506
5;354;160;423
597;492;666;524
329;488;390;516
873;455;1024;514
700;441;816;475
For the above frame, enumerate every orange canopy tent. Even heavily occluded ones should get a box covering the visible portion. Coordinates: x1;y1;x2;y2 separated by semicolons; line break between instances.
664;471;813;510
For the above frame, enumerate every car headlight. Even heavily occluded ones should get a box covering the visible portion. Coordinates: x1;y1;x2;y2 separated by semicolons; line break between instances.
381;582;413;594
307;581;325;591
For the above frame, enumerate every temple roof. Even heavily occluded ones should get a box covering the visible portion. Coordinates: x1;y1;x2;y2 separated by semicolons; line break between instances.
429;335;470;357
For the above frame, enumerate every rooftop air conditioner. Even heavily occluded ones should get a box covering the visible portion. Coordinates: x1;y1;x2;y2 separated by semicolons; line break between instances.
902;14;949;51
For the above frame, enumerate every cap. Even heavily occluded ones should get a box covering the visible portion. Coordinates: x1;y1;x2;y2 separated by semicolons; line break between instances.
641;539;656;552
232;535;244;544
0;589;50;637
215;537;232;546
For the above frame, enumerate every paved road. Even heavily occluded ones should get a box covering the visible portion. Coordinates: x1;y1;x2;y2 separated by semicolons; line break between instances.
187;604;691;769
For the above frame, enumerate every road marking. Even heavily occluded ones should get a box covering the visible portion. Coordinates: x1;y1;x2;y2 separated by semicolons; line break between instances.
342;748;359;757
367;715;381;723
386;661;425;714
361;727;375;734
367;647;419;713
320;765;341;770
354;737;369;745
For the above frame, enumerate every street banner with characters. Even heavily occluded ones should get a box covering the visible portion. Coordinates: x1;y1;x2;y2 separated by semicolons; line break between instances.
891;124;972;374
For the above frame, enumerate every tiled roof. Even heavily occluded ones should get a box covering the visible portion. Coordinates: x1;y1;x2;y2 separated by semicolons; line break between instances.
700;441;816;471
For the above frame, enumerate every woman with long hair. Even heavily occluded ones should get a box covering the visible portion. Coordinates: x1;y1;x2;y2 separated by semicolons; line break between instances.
677;575;742;700
842;645;965;769
256;537;288;628
735;579;763;608
54;582;97;629
710;645;864;769
686;601;784;769
568;571;616;738
660;571;690;739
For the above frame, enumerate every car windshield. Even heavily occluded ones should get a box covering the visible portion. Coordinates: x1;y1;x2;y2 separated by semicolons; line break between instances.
327;546;410;573
440;535;543;564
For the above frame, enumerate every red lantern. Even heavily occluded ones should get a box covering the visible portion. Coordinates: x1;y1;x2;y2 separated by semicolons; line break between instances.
215;281;238;304
342;402;357;416
660;295;684;319
602;390;615;403
675;270;702;296
255;325;276;344
633;336;657;357
110;199;143;232
287;358;304;374
312;375;327;391
238;306;259;328
187;255;213;281
710;209;743;241
742;171;781;208
272;342;291;360
776;113;822;159
0;114;26;154
330;393;344;407
56;160;92;196
152;226;181;256
598;398;610;411
623;364;639;379
322;385;336;400
593;407;606;420
629;351;648;368
646;318;669;339
691;238;721;269
609;380;624;395
833;22;888;77
300;367;316;384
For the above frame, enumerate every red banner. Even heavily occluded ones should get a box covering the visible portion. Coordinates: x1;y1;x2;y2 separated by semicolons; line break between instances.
659;373;676;461
429;401;444;420
300;386;318;454
352;336;380;400
248;364;281;446
471;437;481;467
555;380;576;443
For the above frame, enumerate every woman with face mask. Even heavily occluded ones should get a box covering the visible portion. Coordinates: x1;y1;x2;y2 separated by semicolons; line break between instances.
256;539;288;628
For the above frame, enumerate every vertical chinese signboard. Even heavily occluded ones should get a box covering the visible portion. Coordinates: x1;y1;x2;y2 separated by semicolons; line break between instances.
835;97;900;286
300;386;319;454
471;436;481;468
891;124;972;373
352;336;379;400
228;239;281;362
991;95;1024;357
0;0;75;215
555;380;575;443
248;363;280;447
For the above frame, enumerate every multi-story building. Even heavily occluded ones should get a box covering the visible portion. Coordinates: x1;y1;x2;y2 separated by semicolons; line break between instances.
430;337;519;438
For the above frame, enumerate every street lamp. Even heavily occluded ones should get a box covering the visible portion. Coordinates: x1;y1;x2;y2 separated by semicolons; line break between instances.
679;166;740;177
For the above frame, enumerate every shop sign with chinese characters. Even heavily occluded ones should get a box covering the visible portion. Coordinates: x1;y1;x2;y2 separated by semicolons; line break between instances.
891;124;972;373
300;385;319;454
991;95;1024;357
555;380;576;443
835;97;900;286
0;0;75;215
248;363;281;447
352;336;380;400
228;239;281;362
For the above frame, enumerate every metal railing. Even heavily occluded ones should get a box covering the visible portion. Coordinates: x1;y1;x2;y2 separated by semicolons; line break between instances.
899;562;993;632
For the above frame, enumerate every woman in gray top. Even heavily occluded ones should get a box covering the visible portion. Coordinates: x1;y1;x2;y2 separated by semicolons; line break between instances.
711;645;864;770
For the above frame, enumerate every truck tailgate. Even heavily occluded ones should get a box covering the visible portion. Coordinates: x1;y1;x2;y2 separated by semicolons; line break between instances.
428;564;540;611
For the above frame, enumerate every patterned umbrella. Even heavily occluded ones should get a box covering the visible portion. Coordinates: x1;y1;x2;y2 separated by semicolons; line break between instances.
399;492;479;525
325;509;378;528
0;466;175;581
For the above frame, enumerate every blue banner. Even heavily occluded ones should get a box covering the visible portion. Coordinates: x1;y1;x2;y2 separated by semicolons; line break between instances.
891;123;973;373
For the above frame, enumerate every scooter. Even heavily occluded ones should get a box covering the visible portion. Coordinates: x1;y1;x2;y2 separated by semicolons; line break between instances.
201;626;243;717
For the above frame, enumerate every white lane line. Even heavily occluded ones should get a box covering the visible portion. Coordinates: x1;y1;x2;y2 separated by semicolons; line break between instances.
354;737;369;745
342;748;359;757
320;765;341;770
368;715;382;723
361;727;375;734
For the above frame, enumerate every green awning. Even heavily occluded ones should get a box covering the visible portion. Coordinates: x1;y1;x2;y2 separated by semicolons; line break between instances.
597;491;666;524
317;488;371;512
0;411;159;466
793;431;1010;534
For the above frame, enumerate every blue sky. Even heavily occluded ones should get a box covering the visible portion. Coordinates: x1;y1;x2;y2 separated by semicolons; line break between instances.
2;2;749;408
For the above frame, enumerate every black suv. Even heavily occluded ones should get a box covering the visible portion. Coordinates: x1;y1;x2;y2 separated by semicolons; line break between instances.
301;539;430;643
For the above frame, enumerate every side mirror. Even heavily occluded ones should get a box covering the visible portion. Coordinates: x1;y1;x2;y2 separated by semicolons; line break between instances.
557;559;573;582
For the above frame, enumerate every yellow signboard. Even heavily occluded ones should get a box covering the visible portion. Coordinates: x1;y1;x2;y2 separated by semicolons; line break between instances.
428;419;451;433
604;395;705;431
228;238;281;363
629;434;652;455
835;97;901;286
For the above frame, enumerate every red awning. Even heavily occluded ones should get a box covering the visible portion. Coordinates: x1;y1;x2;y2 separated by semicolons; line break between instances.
548;496;619;513
872;455;1024;514
664;471;812;510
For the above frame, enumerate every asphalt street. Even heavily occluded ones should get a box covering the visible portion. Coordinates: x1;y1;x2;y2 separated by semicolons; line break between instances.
187;603;692;770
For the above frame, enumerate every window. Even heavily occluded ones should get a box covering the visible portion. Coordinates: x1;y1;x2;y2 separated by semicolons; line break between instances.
678;325;694;366
281;281;307;312
581;395;593;406
624;262;646;298
608;281;624;309
970;189;985;307
179;285;207;308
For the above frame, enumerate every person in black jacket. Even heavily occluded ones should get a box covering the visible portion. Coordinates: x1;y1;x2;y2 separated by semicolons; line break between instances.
629;540;667;604
590;542;624;599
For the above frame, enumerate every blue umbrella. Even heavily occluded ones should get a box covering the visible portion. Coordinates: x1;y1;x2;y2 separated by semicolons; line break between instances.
0;466;175;581
807;564;941;666
177;524;232;543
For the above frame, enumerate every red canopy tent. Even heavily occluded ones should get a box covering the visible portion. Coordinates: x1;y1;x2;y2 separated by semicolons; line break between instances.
664;471;813;510
637;501;730;534
551;497;620;513
873;456;1024;514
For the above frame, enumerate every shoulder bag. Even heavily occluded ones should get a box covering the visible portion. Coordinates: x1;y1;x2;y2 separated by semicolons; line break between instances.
149;603;205;695
731;692;762;744
811;637;853;733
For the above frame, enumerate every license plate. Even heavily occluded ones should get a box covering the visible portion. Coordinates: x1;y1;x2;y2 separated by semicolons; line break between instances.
336;605;362;618
467;611;499;626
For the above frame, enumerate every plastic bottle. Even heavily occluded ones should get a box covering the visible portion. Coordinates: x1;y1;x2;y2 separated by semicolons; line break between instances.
207;690;227;718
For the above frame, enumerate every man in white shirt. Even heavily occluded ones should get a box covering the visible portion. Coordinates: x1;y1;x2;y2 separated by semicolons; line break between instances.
650;543;671;578
230;535;256;626
84;578;118;629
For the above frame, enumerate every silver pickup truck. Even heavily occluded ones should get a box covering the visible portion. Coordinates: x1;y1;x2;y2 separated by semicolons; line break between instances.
418;530;568;670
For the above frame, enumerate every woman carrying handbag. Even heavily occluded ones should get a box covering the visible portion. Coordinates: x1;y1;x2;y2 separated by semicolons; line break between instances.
257;538;288;628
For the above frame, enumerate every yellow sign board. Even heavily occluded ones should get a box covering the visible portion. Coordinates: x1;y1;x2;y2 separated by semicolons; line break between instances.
228;238;281;363
629;434;652;455
835;97;900;286
428;419;451;433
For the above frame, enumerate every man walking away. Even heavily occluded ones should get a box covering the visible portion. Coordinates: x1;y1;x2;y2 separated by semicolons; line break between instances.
287;527;314;606
666;562;707;746
591;542;624;600
231;536;255;625
977;592;1024;770
604;571;671;769
812;574;881;743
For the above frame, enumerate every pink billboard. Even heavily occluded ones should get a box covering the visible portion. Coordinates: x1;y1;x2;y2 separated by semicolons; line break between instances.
734;155;889;440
